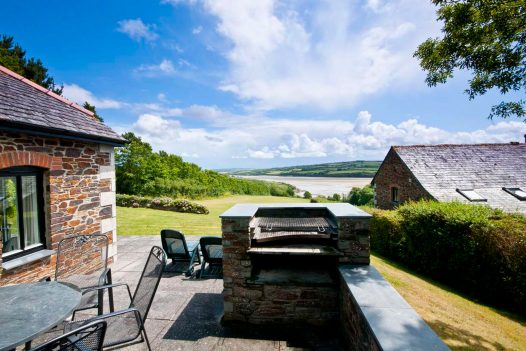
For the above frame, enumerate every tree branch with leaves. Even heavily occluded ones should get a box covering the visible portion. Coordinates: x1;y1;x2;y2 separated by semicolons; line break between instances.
414;0;526;120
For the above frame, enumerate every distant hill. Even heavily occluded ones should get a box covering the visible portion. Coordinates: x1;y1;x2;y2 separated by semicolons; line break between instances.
226;161;381;177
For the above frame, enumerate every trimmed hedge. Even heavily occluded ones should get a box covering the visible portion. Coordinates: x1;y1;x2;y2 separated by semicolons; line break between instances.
116;194;209;214
367;201;526;315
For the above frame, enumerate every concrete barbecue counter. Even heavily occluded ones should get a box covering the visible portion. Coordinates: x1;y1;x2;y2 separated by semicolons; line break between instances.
220;203;373;219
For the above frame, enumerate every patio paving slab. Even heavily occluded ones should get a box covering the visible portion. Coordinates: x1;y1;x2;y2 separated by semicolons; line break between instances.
28;235;343;350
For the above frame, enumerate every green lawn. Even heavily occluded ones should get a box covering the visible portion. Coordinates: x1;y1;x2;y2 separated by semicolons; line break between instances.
373;256;526;351
116;195;526;350
117;195;308;235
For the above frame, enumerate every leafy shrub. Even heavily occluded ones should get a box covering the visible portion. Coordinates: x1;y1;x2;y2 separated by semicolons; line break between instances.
310;196;337;203
303;191;312;199
329;193;342;201
348;185;374;206
367;200;526;315
368;208;405;261
116;194;209;214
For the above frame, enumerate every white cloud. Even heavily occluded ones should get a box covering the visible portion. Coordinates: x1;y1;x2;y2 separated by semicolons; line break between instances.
133;114;181;142
127;106;526;168
192;26;203;34
248;147;275;159
366;0;383;12
186;0;439;111
131;102;183;117
117;18;159;41
62;84;123;109
161;0;197;5
135;59;176;76
181;152;200;158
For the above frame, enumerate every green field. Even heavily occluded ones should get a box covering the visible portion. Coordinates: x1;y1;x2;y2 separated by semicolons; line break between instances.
116;195;526;350
223;160;381;177
117;195;309;235
373;256;526;351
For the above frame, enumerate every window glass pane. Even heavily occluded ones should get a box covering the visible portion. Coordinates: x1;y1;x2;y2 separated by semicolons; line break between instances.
457;189;486;202
0;177;20;254
503;187;526;200
22;176;41;248
391;187;399;202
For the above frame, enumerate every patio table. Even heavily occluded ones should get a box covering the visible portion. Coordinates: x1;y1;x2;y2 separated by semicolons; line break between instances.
0;281;81;351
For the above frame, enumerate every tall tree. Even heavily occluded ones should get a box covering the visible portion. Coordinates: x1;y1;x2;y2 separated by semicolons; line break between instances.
83;101;104;122
414;1;526;120
0;35;63;94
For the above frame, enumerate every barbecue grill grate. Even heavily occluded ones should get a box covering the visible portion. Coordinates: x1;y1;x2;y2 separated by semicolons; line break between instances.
254;217;335;231
253;230;331;243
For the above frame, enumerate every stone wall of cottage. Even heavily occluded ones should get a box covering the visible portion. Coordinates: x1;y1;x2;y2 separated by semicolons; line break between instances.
0;131;117;285
374;149;432;210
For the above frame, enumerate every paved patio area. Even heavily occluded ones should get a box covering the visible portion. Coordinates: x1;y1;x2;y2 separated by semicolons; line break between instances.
92;235;342;350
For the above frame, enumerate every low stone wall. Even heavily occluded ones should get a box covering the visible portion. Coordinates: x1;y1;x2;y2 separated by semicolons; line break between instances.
340;274;381;350
339;265;450;351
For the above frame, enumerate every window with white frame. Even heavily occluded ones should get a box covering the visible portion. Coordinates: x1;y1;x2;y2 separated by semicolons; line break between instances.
456;189;487;202
1;167;45;260
502;187;526;201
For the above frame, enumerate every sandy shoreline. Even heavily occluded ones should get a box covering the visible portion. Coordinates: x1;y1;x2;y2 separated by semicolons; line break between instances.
238;175;372;197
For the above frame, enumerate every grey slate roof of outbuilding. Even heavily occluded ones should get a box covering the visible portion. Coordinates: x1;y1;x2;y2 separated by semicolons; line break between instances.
0;65;125;145
393;143;526;214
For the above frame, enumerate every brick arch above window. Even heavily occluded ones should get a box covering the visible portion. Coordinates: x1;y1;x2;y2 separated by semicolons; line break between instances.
0;151;61;170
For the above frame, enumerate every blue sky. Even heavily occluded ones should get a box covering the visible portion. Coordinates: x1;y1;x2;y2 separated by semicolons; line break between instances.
1;0;525;169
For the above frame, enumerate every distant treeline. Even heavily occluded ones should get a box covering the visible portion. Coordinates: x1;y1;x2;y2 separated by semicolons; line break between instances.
116;133;296;199
225;160;381;177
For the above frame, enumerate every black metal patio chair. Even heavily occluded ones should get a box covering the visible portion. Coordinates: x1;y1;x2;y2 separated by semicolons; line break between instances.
54;234;114;316
160;229;201;276
198;236;223;278
64;246;167;351
30;320;107;351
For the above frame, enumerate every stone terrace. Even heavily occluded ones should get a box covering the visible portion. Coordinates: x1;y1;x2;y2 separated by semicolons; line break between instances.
80;235;343;351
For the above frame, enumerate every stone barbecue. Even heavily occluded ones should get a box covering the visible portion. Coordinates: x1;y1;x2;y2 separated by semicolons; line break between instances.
221;203;371;326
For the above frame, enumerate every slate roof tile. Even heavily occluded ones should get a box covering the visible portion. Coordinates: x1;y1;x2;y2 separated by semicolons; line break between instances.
0;65;125;144
394;144;526;214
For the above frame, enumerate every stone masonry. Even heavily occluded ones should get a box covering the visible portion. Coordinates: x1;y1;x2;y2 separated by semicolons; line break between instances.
373;148;432;210
339;276;381;351
337;217;370;265
222;205;371;326
0;131;118;285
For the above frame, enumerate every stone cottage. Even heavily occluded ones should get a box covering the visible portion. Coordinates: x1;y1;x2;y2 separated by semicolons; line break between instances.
372;142;526;214
0;65;125;285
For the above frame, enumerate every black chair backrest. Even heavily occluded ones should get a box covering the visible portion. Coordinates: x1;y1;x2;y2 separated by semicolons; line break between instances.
130;246;167;322
55;234;109;288
199;236;223;263
160;229;189;258
30;320;107;351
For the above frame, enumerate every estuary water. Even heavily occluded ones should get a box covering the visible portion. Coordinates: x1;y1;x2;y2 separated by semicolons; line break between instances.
239;175;372;197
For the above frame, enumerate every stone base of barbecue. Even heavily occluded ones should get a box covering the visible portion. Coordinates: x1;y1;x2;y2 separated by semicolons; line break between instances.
221;204;371;325
224;281;339;326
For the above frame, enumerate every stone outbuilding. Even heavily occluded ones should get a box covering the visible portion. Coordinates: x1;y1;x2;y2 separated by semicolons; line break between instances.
372;142;526;214
0;65;125;285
